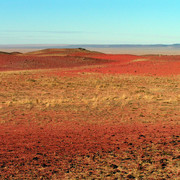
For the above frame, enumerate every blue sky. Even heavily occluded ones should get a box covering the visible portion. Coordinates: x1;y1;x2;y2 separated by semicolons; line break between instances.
0;0;180;44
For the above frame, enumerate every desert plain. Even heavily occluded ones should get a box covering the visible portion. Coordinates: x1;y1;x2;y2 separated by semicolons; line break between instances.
0;48;179;179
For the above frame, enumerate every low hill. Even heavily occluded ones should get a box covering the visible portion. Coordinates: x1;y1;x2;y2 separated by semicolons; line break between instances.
0;48;109;71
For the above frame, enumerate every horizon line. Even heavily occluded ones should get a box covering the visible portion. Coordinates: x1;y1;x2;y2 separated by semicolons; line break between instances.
0;43;180;46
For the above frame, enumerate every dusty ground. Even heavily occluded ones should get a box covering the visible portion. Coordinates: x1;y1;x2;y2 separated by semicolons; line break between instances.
0;49;179;179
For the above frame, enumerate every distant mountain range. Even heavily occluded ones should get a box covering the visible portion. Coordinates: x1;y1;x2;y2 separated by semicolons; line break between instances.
1;44;180;49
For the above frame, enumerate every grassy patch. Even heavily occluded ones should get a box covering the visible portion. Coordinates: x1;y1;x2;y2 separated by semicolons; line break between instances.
0;71;179;125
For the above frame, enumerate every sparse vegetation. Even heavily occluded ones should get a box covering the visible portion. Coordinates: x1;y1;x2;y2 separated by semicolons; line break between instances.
0;50;179;179
0;72;179;124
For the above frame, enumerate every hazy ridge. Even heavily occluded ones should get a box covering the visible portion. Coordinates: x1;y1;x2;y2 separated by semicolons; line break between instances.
1;44;180;55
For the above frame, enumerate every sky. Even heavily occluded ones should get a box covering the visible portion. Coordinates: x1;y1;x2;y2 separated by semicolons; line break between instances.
0;0;180;44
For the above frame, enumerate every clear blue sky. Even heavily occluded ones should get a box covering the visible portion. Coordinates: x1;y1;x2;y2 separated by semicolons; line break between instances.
0;0;180;44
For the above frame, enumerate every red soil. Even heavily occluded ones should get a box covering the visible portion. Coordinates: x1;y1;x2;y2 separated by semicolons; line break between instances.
0;122;179;179
0;54;109;71
69;54;180;76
